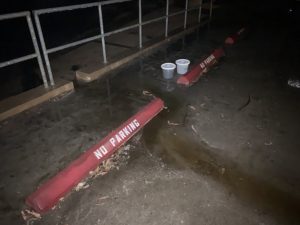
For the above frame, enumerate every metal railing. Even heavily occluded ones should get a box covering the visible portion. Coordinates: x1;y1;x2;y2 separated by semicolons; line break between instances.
33;0;212;86
0;0;213;90
0;11;49;88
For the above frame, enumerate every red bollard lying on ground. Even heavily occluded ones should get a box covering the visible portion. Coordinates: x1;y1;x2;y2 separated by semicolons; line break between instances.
177;48;225;86
26;98;164;213
224;27;246;45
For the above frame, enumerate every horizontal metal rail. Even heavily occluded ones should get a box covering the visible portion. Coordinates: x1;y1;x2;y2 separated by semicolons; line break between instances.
101;0;132;6
0;12;49;88
0;54;37;68
0;11;29;20
188;5;202;12
168;10;186;18
35;3;99;15
35;0;132;15
47;35;101;54
105;23;139;37
46;10;208;55
142;16;166;26
33;0;212;86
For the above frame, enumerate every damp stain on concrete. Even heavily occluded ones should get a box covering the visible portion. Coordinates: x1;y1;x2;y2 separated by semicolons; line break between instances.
143;122;300;224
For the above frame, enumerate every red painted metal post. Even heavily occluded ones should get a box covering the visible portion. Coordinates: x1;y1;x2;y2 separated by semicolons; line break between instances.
26;98;164;213
177;47;225;86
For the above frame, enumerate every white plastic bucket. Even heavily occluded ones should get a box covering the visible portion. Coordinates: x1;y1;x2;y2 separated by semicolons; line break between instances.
175;59;190;75
161;63;176;79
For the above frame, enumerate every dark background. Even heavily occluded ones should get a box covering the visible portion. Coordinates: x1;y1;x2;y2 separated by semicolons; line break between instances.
0;0;164;99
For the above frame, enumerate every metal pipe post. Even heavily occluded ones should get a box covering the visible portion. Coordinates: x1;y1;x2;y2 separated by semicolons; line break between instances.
209;0;213;21
165;0;169;37
33;12;55;86
138;0;142;48
26;14;49;88
98;4;107;63
184;0;188;29
198;0;203;23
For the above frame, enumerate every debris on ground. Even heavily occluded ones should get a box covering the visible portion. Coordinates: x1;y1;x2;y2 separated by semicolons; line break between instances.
75;182;90;191
191;125;198;134
89;166;108;177
21;209;41;222
123;145;130;151
103;158;115;171
142;90;154;97
264;141;273;146
98;196;109;201
131;133;142;144
188;105;196;111
89;144;132;179
66;143;134;198
167;120;181;126
200;103;207;109
96;196;110;206
287;79;300;88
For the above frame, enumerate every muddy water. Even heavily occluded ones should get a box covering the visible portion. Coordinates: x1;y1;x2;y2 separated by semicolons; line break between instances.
143;118;300;224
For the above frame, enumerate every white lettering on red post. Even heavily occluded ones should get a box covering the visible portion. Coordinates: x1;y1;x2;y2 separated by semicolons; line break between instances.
119;130;126;139
123;127;130;136
109;138;116;147
116;134;122;143
93;118;141;160
129;122;136;131
127;125;132;132
94;146;108;160
133;119;140;127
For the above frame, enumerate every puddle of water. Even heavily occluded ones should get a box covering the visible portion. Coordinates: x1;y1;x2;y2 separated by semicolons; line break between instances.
143;120;300;224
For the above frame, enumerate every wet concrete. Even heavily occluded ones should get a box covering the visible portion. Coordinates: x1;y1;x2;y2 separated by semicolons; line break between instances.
144;124;300;224
1;2;300;224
